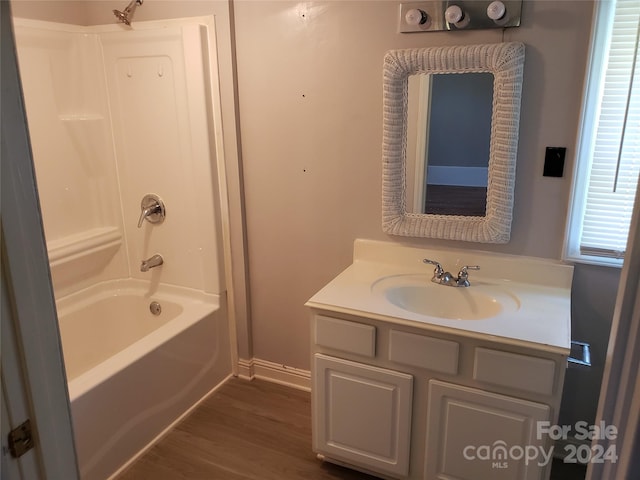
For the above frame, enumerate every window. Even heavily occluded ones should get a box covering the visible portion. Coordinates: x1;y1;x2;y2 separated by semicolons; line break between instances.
565;0;640;267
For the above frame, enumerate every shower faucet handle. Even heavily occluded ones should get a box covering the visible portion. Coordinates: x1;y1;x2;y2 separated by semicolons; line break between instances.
137;194;165;228
137;205;160;228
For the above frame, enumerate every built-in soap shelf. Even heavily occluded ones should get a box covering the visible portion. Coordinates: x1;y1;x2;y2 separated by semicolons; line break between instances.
47;226;122;266
47;226;123;297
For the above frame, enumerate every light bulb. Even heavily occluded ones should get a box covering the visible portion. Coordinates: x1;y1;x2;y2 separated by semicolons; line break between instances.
405;8;428;26
487;1;506;21
445;5;464;24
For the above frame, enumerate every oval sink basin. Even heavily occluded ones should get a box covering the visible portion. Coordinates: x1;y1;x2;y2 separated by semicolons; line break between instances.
372;275;520;320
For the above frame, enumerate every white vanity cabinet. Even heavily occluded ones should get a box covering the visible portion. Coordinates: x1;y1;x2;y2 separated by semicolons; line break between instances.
313;354;413;477
311;314;414;476
426;380;551;480
310;312;567;480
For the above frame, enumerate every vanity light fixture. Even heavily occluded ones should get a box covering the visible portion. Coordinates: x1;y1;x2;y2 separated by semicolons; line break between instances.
445;5;470;28
405;8;430;27
486;1;507;21
444;5;462;23
399;1;522;33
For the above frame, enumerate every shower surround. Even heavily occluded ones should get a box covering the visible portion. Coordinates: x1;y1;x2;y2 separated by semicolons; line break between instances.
14;16;232;479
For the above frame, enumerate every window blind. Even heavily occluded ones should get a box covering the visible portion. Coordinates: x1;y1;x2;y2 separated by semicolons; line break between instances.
580;0;640;259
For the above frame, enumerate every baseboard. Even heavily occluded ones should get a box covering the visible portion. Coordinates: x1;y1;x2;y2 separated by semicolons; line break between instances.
237;357;255;380
236;357;310;391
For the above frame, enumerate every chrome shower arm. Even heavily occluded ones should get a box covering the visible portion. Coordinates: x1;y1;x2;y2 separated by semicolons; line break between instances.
113;0;144;26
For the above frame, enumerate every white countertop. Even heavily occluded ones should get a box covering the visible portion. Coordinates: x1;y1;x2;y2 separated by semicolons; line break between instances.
306;240;573;354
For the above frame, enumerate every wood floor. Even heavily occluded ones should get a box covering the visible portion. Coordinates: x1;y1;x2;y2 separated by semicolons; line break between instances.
116;378;377;480
116;378;586;480
424;185;487;216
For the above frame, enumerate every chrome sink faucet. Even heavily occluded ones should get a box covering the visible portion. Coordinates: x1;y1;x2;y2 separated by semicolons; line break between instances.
423;259;480;287
140;254;163;272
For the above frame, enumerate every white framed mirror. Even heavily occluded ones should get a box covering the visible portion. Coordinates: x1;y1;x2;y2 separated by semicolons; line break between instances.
382;42;525;243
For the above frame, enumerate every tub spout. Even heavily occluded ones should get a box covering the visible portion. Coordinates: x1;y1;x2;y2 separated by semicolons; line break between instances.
140;254;163;272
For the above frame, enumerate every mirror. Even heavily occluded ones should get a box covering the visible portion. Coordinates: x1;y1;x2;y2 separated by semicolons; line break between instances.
407;72;494;216
382;42;525;243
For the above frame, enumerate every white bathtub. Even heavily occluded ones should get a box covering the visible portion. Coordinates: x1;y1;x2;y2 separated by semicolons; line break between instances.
56;279;232;480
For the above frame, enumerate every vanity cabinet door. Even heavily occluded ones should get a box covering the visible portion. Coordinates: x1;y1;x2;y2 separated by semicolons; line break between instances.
425;380;551;480
313;354;413;478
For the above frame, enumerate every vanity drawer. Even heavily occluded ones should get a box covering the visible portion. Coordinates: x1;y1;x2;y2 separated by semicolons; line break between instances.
473;348;556;395
314;315;376;357
389;330;459;374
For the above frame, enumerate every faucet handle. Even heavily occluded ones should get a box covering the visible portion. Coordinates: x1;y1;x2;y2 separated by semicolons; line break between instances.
457;265;480;286
458;265;480;276
137;194;165;228
423;258;444;276
137;204;160;228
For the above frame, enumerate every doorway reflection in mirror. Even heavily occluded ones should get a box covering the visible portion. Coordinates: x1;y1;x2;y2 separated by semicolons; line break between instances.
406;72;494;216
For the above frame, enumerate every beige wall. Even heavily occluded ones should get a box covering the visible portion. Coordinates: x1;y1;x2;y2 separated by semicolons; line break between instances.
234;0;594;369
10;0;88;23
11;1;602;381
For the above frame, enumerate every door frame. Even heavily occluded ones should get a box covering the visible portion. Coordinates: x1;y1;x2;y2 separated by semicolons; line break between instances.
1;2;79;477
586;186;640;478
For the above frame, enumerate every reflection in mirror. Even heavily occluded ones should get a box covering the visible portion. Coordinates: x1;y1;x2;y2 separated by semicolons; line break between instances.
382;42;525;243
406;72;494;216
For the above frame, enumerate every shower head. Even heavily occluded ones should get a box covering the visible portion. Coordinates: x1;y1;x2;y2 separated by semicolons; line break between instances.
113;0;143;26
